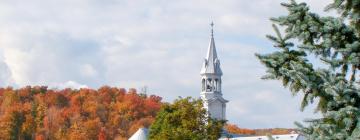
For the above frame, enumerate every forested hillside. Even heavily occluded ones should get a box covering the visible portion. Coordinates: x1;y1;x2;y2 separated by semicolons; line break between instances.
225;124;296;136
0;86;162;140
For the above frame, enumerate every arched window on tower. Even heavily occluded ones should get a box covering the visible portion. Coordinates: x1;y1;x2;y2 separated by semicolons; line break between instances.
202;79;205;91
206;78;212;92
214;79;219;91
219;79;222;91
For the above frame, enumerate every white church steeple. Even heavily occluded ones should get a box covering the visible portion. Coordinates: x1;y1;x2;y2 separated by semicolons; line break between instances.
200;22;223;75
200;22;228;120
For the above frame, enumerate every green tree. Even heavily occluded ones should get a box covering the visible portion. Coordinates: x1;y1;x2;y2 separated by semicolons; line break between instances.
148;97;224;140
256;0;360;139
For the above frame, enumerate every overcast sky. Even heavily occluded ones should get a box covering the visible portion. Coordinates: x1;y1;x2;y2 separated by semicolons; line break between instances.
0;0;336;128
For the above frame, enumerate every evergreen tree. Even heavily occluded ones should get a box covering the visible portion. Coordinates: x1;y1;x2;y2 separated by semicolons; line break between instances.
256;0;360;139
148;97;225;140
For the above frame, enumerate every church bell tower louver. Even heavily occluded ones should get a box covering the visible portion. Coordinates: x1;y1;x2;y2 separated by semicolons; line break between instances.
200;22;228;120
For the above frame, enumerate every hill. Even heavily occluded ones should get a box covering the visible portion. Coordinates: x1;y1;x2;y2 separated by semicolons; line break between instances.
0;86;162;140
225;124;296;136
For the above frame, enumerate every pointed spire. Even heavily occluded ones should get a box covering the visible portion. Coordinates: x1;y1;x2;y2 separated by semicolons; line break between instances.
200;22;222;75
207;21;217;61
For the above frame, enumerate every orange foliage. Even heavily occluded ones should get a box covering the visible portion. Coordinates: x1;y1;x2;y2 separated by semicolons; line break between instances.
98;127;107;140
0;86;163;140
253;128;296;135
35;134;45;140
225;124;256;135
225;124;295;136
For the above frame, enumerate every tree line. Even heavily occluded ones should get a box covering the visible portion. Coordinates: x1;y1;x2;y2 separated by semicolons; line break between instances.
0;86;162;140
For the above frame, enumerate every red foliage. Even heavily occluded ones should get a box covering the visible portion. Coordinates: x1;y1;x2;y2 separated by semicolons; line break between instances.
0;86;163;140
98;127;106;140
225;124;256;135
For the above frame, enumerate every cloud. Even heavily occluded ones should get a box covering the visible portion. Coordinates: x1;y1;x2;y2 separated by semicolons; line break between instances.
0;0;332;128
0;30;104;87
254;91;277;103
80;64;98;78
50;80;88;89
0;61;13;86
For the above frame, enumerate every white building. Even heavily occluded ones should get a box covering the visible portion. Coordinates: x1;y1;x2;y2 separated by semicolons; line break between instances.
128;128;149;140
200;22;228;120
219;134;306;140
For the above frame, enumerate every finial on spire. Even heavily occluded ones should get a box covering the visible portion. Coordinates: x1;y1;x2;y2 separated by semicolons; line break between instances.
210;21;214;37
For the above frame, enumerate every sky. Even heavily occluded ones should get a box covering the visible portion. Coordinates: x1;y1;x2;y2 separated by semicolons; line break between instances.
0;0;336;128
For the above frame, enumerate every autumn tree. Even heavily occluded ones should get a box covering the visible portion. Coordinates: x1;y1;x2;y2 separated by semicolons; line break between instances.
257;0;360;139
225;124;255;135
0;105;25;140
148;97;225;140
0;86;163;140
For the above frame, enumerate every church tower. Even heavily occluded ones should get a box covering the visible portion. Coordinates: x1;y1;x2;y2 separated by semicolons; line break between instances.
200;22;228;120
